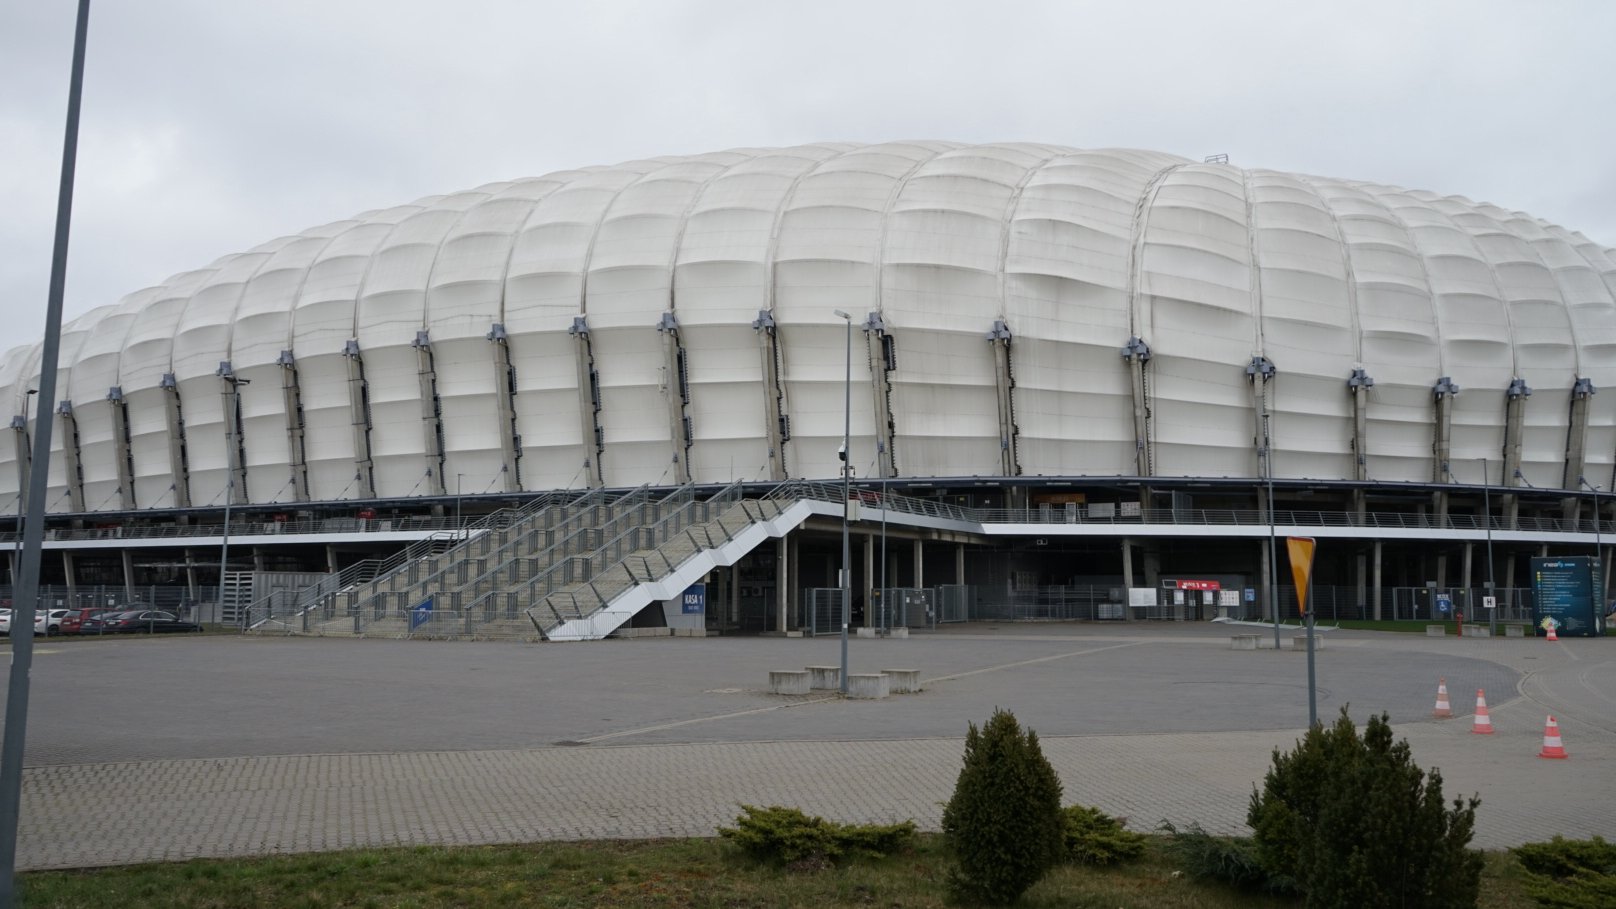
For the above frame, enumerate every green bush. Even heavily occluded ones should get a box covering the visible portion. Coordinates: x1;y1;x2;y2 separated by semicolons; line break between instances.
1060;805;1146;866
941;708;1065;904
1158;821;1296;894
717;805;915;866
1512;836;1616;908
1248;708;1483;908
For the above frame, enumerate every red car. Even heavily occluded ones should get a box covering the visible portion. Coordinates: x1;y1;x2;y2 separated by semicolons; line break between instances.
58;608;118;635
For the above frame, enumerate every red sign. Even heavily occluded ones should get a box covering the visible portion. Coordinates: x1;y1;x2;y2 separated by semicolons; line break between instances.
1176;580;1221;591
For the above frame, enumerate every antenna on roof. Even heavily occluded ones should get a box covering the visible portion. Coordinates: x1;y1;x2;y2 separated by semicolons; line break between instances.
1204;153;1229;165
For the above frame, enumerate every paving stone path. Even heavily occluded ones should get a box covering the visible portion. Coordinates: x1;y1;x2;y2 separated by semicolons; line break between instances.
8;625;1613;870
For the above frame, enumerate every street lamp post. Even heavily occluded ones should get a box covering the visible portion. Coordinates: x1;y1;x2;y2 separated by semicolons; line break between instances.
834;309;852;695
1480;458;1495;637
219;376;248;628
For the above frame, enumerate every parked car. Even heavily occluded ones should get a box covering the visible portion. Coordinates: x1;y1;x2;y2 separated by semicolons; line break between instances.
0;607;72;635
59;607;124;635
83;610;202;635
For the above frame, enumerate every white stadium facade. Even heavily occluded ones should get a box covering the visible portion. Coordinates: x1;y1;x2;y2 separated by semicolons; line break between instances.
4;142;1615;634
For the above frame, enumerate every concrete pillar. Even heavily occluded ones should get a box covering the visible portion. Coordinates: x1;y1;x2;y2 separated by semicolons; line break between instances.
253;546;266;573
1260;539;1273;622
325;544;339;574
1355;550;1367;614
7;550;17;588
184;548;199;599
955;543;965;585
121;549;136;601
1461;543;1473;598
1142;544;1162;589
913;538;923;590
862;532;875;628
1372;540;1383;621
62;551;77;604
1505;550;1516;599
774;535;789;632
730;563;740;624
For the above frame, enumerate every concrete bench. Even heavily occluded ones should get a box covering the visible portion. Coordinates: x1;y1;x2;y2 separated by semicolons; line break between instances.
882;669;921;693
856;627;878;638
847;673;890;699
1290;635;1324;651
1463;625;1490;638
806;665;841;690
1504;624;1527;637
1425;625;1447;637
768;670;811;695
889;627;909;638
1230;634;1259;650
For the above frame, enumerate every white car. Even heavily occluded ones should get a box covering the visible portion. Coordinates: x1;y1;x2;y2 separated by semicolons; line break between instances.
0;607;71;635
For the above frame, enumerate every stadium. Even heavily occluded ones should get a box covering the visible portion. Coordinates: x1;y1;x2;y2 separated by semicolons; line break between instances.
3;142;1613;638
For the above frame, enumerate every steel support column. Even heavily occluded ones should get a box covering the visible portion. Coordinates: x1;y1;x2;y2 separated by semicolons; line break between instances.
987;320;1019;478
486;324;522;492
656;313;692;484
342;340;376;499
1349;367;1374;519
276;351;310;502
1432;376;1459;528
216;363;249;505
411;332;447;496
54;400;85;512
569;317;604;487
159;372;191;507
106;386;134;509
863;312;896;478
1562;378;1596;521
752;310;788;481
1121;337;1152;477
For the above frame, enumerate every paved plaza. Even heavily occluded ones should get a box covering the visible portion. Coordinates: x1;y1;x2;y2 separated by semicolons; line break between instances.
5;623;1613;870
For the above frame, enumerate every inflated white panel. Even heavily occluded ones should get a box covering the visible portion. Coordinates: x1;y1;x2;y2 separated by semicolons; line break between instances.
1371;187;1514;479
67;298;142;510
8;142;1616;511
119;267;218;507
170;248;283;503
1455;203;1577;488
588;157;737;482
1007;151;1182;476
356;193;488;497
1142;165;1258;478
291;212;419;500
1310;179;1441;482
502;166;659;487
883;145;1054;477
775;143;954;474
680;324;770;482
1547;228;1616;482
33;309;109;512
1250;172;1356;480
427;183;563;491
0;343;40;509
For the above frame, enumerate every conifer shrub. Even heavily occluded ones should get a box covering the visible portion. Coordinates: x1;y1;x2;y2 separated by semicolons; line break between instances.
1512;836;1616;908
941;708;1064;904
1248;708;1483;908
1158;821;1297;894
717;805;915;866
1061;805;1146;866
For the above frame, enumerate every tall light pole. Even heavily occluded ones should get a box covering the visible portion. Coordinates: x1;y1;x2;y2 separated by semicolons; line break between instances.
1580;476;1603;619
1480;457;1495;636
0;2;91;899
219;375;249;628
834;309;852;695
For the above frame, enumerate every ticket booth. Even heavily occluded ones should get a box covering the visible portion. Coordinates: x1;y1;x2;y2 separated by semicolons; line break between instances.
1164;579;1220;621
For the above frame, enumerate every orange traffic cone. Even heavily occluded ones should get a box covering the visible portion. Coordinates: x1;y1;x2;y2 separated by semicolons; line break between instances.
1537;716;1569;759
1471;689;1494;734
1546;623;1560;642
1433;677;1452;718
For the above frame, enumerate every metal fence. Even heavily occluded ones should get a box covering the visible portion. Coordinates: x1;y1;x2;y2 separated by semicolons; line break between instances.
798;587;844;635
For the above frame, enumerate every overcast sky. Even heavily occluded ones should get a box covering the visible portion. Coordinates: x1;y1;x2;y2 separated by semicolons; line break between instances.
3;0;1614;347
